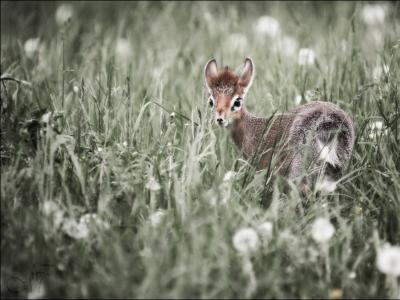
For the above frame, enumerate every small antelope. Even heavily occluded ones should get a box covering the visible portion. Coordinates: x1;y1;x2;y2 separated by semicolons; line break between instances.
204;57;355;194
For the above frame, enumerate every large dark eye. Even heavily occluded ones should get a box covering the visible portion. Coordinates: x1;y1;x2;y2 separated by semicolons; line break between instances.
209;99;214;107
231;98;242;111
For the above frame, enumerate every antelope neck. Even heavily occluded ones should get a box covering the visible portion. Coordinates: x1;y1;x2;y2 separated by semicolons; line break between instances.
230;108;258;150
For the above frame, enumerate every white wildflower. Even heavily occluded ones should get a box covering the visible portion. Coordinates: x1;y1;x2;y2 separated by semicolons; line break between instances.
294;94;302;105
24;38;40;59
148;210;165;227
298;48;316;66
145;176;161;191
115;38;133;61
62;218;89;240
27;280;46;299
360;4;387;26
80;213;110;230
42;200;59;216
226;33;248;51
40;112;52;124
254;16;281;38
152;67;163;79
376;244;400;277
208;195;217;206
204;189;218;206
311;217;335;243
257;222;273;238
348;271;356;279
203;11;213;23
223;171;237;182
42;201;64;229
55;4;74;26
97;147;103;152
122;141;128;147
279;36;298;57
233;227;260;255
304;90;314;102
368;120;387;139
73;85;79;93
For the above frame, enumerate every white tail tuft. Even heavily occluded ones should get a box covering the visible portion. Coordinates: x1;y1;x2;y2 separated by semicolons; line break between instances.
316;176;337;193
317;138;338;166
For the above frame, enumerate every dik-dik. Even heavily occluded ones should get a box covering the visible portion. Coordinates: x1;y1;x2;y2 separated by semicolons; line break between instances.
204;57;355;194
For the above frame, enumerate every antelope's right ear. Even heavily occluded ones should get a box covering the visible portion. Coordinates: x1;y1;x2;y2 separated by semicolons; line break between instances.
204;58;218;92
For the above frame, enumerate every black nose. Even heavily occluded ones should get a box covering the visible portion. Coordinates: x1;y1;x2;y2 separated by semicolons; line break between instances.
217;118;223;125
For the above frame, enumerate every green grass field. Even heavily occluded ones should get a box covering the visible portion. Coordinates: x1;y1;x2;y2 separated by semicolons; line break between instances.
1;1;400;298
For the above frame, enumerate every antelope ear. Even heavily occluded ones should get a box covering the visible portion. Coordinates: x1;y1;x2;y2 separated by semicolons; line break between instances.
204;58;218;92
238;57;254;95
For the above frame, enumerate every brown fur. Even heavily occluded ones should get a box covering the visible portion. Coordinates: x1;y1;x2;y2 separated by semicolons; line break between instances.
210;69;242;97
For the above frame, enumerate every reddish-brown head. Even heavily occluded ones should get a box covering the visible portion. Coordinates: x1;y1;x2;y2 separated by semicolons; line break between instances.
204;57;254;127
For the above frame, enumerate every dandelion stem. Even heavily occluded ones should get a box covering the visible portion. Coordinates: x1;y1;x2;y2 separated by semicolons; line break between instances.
242;255;257;298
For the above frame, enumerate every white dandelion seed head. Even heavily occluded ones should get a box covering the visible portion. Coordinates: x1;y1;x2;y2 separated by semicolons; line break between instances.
223;171;237;182
42;200;60;216
122;141;128;147
203;11;213;23
254;16;281;38
368;120;387;139
360;4;387;26
311;217;335;243
294;94;302;105
24;38;40;59
371;120;384;131
298;48;316;66
62;218;89;240
304;90;314;102
278;36;298;57
55;4;74;26
27;280;46;300
376;244;400;277
149;210;165;227
226;33;248;52
152;67;163;79
42;201;64;228
145;176;161;191
257;222;273;238
115;38;133;61
40;112;52;124
73;85;79;93
97;147;103;152
348;271;356;279
208;195;218;206
232;227;260;255
80;213;110;230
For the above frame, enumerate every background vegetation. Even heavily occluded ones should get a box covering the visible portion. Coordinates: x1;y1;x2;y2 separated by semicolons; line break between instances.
1;1;399;298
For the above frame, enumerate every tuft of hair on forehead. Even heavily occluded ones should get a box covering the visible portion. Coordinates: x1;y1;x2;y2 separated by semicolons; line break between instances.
209;68;239;95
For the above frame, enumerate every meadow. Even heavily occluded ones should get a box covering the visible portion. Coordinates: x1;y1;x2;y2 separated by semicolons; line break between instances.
1;1;400;298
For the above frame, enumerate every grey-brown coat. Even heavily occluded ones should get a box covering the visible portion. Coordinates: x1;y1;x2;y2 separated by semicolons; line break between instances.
204;57;355;193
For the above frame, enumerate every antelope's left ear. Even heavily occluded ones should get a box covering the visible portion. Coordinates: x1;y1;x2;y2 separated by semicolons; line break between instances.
238;57;254;95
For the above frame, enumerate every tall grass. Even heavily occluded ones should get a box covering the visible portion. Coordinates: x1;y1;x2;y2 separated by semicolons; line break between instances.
1;1;399;298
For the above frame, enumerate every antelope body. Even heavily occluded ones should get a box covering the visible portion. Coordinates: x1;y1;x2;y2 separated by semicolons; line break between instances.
204;58;355;193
